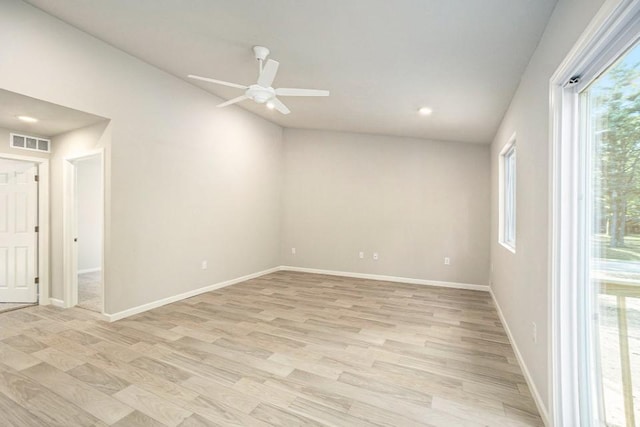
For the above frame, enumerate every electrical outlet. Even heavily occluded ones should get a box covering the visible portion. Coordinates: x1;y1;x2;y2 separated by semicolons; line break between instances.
373;252;379;260
359;251;364;259
444;257;450;265
201;260;208;270
291;247;296;255
532;322;537;343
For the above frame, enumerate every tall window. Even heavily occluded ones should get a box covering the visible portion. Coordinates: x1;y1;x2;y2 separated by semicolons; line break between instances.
500;138;516;252
584;39;640;426
551;4;640;426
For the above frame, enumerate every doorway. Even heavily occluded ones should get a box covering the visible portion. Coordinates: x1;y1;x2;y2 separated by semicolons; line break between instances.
64;151;104;313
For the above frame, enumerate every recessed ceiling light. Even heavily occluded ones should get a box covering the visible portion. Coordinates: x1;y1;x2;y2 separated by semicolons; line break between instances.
418;107;433;116
266;101;275;110
17;115;38;123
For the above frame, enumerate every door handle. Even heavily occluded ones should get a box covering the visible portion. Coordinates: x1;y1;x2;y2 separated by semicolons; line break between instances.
74;238;78;242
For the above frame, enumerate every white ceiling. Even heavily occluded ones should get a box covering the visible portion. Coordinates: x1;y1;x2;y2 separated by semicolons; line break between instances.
25;0;557;144
0;89;106;137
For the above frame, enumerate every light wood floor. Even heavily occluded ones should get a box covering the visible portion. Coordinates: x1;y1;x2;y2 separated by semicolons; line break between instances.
0;271;542;426
0;303;35;314
78;271;102;313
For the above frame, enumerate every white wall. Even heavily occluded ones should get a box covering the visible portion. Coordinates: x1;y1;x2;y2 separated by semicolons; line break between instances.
490;0;606;418
0;0;283;314
75;155;102;272
282;129;490;285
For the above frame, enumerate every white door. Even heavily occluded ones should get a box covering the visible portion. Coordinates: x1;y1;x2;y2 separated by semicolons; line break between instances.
0;159;38;303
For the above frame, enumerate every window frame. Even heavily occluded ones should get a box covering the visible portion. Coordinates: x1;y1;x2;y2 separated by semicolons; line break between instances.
499;134;517;253
550;1;640;425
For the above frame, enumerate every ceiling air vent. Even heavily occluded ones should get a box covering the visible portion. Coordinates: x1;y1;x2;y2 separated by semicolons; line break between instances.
10;133;50;153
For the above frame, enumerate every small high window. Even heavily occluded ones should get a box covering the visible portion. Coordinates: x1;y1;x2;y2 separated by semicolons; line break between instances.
500;137;516;252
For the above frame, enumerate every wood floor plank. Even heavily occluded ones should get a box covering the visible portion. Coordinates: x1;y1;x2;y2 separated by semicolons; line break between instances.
0;389;50;427
185;395;271;427
0;364;101;426
113;384;192;426
0;342;42;371
21;362;134;425
111;410;167;427
67;363;131;395
31;347;85;372
84;353;200;404
250;402;325;426
2;334;47;354
178;413;222;427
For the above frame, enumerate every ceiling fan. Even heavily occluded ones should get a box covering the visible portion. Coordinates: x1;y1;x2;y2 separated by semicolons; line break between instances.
188;46;329;115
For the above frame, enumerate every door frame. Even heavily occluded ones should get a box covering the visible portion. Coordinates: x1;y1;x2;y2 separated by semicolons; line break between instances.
0;153;49;306
62;149;104;314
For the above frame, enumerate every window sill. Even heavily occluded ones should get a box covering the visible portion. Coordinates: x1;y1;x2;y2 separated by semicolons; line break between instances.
499;241;516;254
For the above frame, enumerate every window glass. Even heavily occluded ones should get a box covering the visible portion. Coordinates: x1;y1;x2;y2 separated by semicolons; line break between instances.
501;142;516;250
586;39;640;426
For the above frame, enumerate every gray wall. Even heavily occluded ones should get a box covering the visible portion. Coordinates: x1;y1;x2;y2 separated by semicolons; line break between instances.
281;129;490;285
489;0;606;416
0;0;284;314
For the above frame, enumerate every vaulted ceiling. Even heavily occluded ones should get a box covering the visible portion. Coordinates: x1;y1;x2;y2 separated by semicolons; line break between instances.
25;0;557;144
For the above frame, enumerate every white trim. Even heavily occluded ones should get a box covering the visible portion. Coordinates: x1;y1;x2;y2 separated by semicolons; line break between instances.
0;153;50;306
491;289;550;425
104;267;281;322
77;267;101;274
63;149;104;314
49;298;65;308
498;241;516;255
279;266;489;292
549;1;640;425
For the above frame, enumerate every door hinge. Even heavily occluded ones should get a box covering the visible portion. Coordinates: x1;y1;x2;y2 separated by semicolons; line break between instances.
34;277;39;284
35;225;39;233
34;175;39;182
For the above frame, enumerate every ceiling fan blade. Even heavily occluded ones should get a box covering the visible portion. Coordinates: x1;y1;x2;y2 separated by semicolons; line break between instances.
257;59;280;87
188;74;248;89
271;97;290;115
275;88;330;97
217;95;248;108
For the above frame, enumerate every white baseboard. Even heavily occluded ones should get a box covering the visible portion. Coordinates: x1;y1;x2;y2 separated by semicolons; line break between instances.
104;266;280;322
103;265;487;322
490;288;549;426
278;265;489;292
78;267;101;274
49;298;65;308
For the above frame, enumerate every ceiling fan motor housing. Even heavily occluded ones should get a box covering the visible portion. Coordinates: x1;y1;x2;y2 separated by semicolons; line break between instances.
246;84;275;103
253;45;270;61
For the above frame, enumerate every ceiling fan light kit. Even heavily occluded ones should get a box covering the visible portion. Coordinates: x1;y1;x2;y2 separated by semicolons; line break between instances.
188;45;329;115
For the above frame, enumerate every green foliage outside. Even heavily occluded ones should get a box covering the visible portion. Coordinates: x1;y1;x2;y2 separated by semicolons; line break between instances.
595;234;640;261
592;50;640;255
